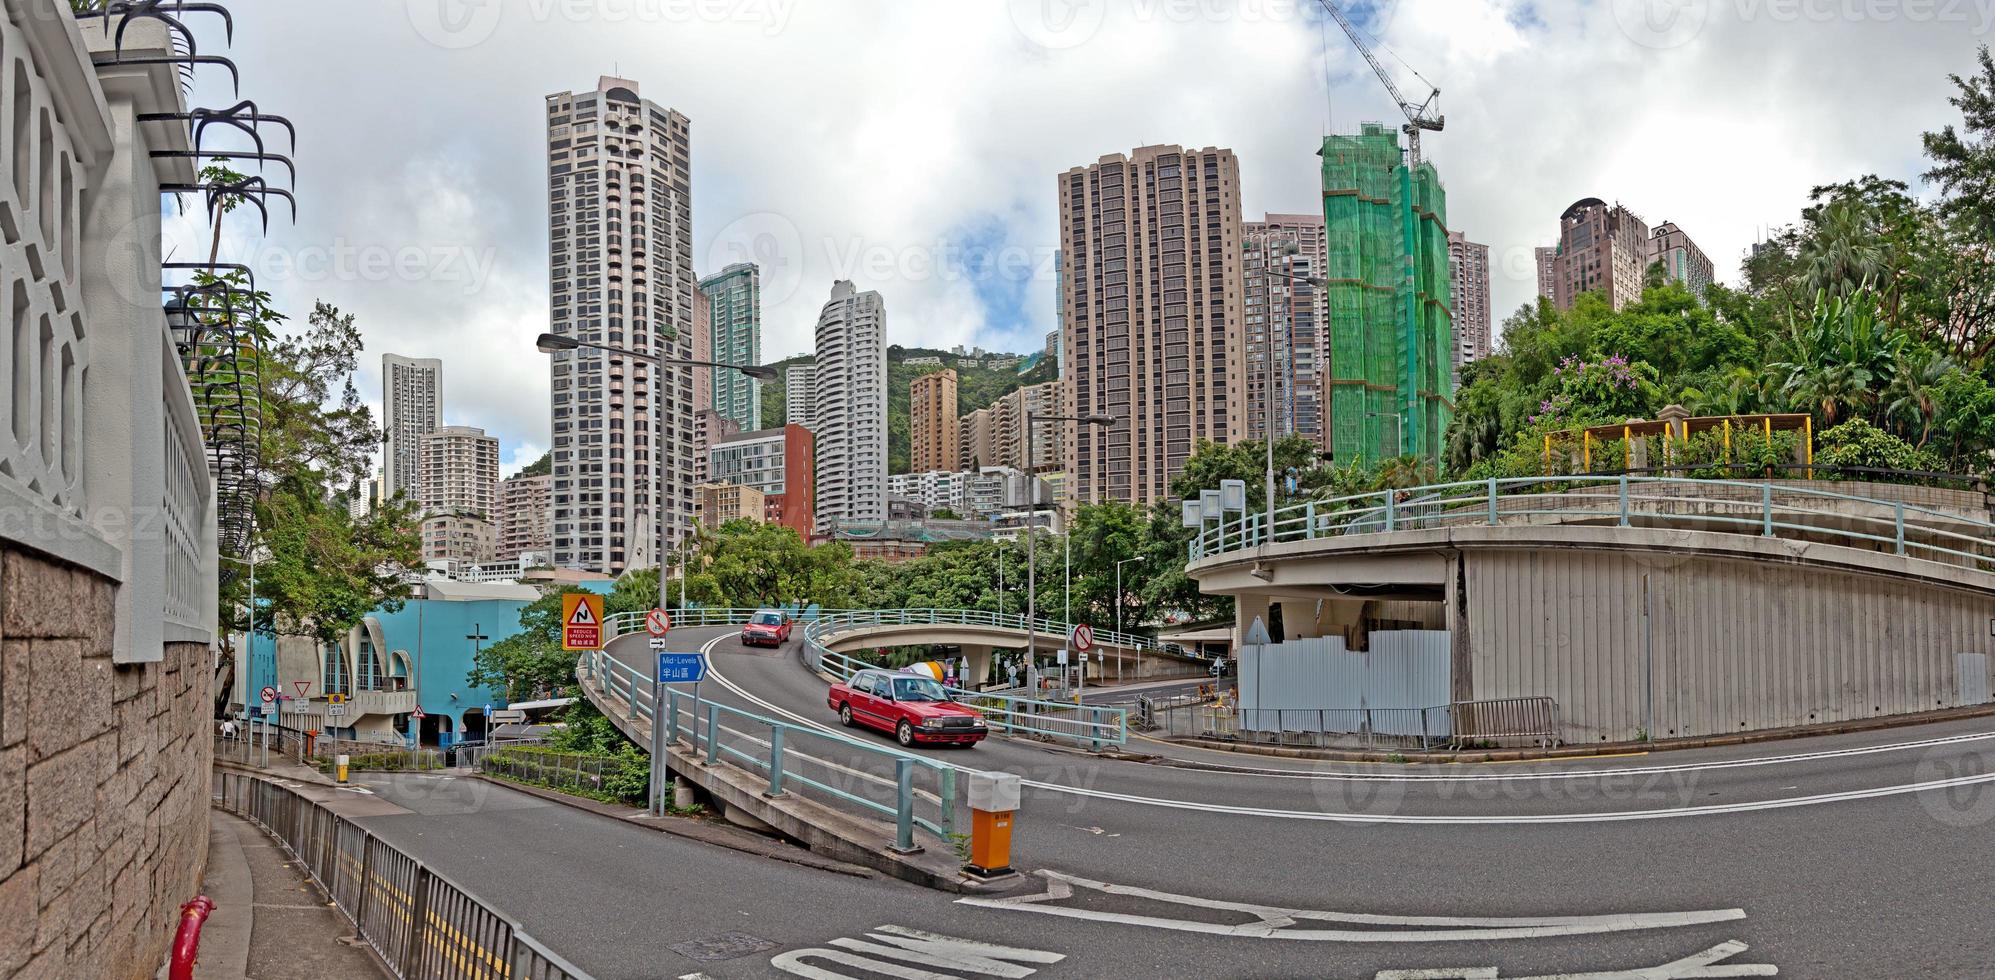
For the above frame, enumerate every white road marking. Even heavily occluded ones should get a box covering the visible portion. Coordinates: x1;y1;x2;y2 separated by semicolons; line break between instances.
957;870;1746;943
697;652;1995;824
1375;939;1777;978
770;926;1065;979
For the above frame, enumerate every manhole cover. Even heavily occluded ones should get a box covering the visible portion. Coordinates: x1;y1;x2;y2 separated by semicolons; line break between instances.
670;932;778;962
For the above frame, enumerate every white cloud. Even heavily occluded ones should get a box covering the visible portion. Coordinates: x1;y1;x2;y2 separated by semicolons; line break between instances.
178;0;1984;457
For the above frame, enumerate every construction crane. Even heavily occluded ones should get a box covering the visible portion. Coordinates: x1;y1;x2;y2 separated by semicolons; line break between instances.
1317;0;1444;169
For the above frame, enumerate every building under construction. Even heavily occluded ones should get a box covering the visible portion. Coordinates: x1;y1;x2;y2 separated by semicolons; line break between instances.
1320;123;1454;466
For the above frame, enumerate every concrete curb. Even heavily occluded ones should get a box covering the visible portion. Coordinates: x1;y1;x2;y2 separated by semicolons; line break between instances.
461;771;880;881
1143;702;1995;765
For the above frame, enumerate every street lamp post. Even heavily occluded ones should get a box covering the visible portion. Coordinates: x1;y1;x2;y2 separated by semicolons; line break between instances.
1115;556;1141;683
535;333;776;616
1252;260;1327;529
1019;408;1115;695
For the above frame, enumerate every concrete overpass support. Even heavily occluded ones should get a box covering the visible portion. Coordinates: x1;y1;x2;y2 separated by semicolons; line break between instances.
1191;522;1995;745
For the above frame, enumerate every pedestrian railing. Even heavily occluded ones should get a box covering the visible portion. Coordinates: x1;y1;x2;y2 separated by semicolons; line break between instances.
1189;476;1995;575
802;617;1130;750
579;648;958;852
211;769;595;980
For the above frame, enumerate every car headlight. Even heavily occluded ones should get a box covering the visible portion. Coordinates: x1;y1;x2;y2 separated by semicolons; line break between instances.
919;718;943;729
970;718;986;728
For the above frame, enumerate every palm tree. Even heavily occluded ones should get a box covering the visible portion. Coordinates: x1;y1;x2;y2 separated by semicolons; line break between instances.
1801;199;1886;300
1884;348;1954;446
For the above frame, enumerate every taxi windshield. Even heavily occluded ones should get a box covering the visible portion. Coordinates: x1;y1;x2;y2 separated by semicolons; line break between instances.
750;612;783;626
891;676;949;702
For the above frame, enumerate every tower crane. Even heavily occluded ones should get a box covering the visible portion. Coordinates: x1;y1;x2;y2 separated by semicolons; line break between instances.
1317;0;1444;169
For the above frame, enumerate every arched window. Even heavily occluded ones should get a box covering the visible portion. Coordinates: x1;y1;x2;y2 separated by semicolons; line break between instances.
321;643;349;697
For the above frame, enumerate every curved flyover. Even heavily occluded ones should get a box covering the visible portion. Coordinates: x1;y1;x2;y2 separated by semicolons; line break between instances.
1186;476;1995;745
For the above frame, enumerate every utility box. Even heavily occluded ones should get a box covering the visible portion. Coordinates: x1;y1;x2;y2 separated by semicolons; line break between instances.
966;771;1021;878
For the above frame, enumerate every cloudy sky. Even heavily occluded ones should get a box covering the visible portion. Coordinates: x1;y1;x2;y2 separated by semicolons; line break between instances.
166;0;1988;475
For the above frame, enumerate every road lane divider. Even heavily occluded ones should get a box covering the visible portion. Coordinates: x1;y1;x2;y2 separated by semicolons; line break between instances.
699;651;1995;825
956;870;1748;943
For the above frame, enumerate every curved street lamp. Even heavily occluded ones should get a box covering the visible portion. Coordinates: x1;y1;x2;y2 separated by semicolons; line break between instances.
534;332;779;614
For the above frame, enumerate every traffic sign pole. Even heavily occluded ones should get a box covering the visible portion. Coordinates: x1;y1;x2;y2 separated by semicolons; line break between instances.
650;672;666;816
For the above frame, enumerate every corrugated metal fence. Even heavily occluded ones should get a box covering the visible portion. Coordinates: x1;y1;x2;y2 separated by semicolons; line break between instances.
1237;631;1452;737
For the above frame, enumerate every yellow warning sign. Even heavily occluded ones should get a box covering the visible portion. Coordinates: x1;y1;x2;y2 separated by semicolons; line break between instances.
562;593;605;651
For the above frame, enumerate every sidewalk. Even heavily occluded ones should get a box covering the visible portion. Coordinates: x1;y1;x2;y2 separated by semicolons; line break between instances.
192;809;390;980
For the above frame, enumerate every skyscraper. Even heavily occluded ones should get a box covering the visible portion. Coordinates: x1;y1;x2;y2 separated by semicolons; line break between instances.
909;369;959;474
1648;221;1715;302
1320;124;1454;466
991;381;1064;474
1448;230;1493;387
1535;246;1558;305
699;262;762;430
498;471;553;561
381;354;441;501
1244;213;1328;447
812;281;887;529
1060;145;1247;504
417;426;500;517
1549;198;1649;312
544;76;697;575
785;362;817;429
959;407;995;471
417;426;500;565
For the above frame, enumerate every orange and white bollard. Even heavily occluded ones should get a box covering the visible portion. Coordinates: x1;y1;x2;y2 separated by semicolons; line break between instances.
965;771;1021;879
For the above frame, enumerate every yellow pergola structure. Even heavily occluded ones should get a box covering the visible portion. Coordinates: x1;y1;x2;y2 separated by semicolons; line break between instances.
1543;413;1815;476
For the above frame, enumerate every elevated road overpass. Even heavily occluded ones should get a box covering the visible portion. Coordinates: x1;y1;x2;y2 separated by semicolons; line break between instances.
1186;476;1995;745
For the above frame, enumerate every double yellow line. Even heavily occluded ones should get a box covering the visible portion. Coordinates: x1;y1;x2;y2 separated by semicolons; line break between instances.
337;851;512;978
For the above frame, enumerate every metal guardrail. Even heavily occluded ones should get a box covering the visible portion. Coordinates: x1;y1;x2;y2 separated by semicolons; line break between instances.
1189;475;1995;573
579;648;957;852
802;618;1130;750
211;769;594;980
595;606;1138;750
1138;696;1563;752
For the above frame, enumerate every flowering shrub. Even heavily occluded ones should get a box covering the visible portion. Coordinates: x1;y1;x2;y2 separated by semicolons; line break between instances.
1527;355;1659;428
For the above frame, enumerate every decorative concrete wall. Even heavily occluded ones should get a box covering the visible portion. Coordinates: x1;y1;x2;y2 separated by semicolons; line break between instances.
0;547;212;978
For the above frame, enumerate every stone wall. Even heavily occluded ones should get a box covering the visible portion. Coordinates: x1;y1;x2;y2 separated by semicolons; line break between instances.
0;545;212;979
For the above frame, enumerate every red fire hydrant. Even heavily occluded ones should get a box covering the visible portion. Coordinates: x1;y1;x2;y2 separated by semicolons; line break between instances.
169;896;216;980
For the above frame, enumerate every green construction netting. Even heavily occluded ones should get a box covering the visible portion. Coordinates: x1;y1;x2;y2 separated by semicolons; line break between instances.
1320;124;1455;467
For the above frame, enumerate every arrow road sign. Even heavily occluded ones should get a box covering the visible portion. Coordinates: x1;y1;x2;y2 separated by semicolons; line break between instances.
646;608;671;637
657;652;708;684
1070;623;1095;652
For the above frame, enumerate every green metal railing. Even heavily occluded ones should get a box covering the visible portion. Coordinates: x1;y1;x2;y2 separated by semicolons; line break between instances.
1189;475;1995;572
579;648;956;852
595;606;1143;750
799;612;1131;750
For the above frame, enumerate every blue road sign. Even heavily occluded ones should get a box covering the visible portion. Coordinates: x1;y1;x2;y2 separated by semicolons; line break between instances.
657;652;709;684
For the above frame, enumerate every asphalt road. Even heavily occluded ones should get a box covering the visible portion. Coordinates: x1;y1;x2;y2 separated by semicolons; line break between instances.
561;624;1995;978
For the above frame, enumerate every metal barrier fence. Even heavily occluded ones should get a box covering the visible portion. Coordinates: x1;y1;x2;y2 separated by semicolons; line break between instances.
1138;696;1563;752
580;649;957;852
479;747;633;801
213;728;443;771
211;769;594;980
592;606;1136;751
1190;475;1995;573
810;645;1129;751
799;615;1132;750
1450;696;1562;750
